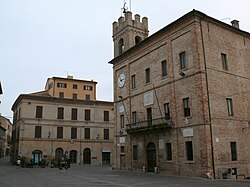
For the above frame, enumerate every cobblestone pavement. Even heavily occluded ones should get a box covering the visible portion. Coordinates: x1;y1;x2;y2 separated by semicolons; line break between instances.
1;157;250;187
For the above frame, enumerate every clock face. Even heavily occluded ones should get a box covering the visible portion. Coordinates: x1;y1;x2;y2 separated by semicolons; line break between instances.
118;73;125;88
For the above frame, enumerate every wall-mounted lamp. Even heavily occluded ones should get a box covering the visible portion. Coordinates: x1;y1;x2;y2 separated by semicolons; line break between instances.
179;71;185;76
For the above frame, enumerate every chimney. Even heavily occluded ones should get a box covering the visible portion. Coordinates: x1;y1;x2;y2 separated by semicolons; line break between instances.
67;75;73;79
231;20;239;29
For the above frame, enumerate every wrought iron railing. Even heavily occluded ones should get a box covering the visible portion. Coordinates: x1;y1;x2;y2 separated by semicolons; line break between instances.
126;117;175;133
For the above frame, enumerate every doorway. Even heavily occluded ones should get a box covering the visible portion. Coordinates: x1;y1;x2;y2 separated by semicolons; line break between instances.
102;152;110;165
83;148;91;164
70;150;77;164
147;142;156;172
32;150;42;164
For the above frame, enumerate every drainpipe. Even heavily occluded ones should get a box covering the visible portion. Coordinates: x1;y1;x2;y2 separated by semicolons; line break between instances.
199;18;216;179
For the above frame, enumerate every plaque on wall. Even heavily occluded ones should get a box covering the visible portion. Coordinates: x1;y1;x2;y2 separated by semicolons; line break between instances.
119;105;125;113
159;139;164;149
120;136;125;143
144;91;154;106
183;128;193;137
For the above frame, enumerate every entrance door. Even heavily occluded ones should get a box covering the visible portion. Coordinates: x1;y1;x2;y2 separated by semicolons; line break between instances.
55;148;63;160
70;150;77;164
83;148;91;164
120;155;126;169
102;152;110;165
147;142;156;172
32;150;42;164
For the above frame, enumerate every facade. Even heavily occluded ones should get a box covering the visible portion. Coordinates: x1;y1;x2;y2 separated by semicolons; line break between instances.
0;115;12;159
109;10;250;179
11;76;114;166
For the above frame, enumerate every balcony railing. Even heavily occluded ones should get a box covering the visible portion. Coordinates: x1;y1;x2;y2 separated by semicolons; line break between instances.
126;117;175;134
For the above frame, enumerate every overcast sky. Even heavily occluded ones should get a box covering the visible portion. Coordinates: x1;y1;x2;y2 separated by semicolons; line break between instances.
0;0;249;120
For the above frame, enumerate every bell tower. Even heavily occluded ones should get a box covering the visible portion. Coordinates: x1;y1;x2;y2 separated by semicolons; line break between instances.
112;11;149;58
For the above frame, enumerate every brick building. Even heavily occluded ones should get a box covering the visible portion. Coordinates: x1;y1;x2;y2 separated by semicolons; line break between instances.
0;115;12;159
11;76;114;166
109;10;250;179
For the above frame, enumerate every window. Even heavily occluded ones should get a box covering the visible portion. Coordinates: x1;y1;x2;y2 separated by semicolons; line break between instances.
147;107;152;126
230;142;237;161
131;75;136;89
48;83;53;89
85;128;90;139
72;93;77;100
84;85;93;90
166;143;172;161
85;109;91;121
183;98;191;117
104;129;109;140
71;127;77;139
133;145;138;160
71;108;78;120
179;51;187;69
135;36;142;45
161;60;168;77
185;141;193;161
120;115;124;128
104;111;109;122
59;92;64;99
35;106;43;118
221;53;228;70
57;127;63;139
119;38;125;55
164;103;170;119
73;84;78;89
121;146;125;153
57;107;64;119
226;98;234;116
145;68;151;83
132;111;137;124
35;126;42;138
57;83;67;88
85;94;90;100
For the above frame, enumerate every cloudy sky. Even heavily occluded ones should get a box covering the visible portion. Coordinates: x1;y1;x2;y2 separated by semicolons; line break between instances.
0;0;249;120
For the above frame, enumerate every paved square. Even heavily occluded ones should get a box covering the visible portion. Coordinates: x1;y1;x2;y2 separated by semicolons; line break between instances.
1;158;250;187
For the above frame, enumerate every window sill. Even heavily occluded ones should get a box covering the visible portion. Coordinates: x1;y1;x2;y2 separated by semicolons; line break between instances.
165;160;174;163
185;161;195;164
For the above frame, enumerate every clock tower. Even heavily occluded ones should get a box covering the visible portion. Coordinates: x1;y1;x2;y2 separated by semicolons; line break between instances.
112;11;149;58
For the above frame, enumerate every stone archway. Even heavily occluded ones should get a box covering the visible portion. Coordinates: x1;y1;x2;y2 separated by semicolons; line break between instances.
147;142;156;172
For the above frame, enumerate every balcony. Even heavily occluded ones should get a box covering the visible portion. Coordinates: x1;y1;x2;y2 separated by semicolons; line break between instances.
126;117;175;134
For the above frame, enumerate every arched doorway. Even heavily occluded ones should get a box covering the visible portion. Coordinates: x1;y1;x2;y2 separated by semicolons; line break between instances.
32;150;42;164
83;148;91;164
147;142;156;172
70;150;77;164
55;148;64;160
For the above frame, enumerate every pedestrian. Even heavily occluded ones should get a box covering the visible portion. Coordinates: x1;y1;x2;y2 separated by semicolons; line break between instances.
17;159;21;168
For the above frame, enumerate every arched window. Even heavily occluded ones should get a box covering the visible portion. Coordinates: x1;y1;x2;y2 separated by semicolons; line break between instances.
135;36;142;45
119;38;125;55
